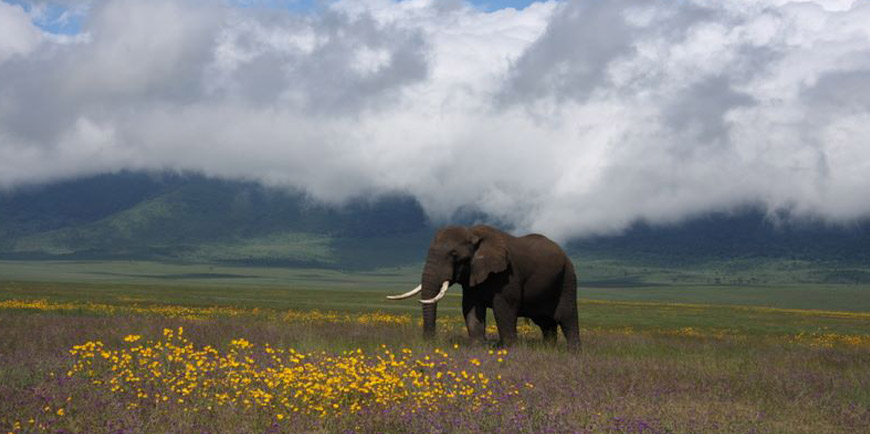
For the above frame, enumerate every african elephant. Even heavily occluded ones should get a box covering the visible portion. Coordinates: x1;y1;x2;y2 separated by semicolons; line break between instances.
387;225;580;350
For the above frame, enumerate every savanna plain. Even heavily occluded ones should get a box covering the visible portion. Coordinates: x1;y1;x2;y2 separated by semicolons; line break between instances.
1;261;869;433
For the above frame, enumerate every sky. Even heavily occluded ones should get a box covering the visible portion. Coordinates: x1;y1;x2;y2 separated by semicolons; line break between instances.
1;0;869;240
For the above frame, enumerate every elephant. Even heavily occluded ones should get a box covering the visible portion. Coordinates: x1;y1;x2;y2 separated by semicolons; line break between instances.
387;225;580;350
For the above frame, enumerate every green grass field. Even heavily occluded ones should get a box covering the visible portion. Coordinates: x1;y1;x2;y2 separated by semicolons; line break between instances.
3;259;870;311
1;260;869;433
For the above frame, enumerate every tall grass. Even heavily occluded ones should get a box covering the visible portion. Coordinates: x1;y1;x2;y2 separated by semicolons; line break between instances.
1;303;868;433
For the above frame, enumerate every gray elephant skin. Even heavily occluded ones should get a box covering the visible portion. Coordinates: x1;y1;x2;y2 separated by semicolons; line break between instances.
388;225;580;350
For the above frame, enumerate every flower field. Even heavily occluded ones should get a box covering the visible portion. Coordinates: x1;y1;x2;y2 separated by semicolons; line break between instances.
2;292;869;433
65;327;518;419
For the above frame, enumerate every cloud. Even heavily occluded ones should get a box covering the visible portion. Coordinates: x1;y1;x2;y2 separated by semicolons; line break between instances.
0;1;43;62
1;0;870;240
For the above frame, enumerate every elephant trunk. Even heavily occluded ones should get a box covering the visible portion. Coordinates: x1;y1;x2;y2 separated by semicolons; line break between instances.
421;258;442;340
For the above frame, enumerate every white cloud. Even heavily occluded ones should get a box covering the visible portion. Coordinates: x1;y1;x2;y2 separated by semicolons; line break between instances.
1;0;870;240
65;0;222;97
0;2;43;63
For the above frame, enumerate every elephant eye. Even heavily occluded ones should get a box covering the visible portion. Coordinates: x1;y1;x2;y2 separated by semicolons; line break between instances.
449;250;458;258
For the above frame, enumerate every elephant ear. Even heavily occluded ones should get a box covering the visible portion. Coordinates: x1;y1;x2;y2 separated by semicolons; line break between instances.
469;225;509;287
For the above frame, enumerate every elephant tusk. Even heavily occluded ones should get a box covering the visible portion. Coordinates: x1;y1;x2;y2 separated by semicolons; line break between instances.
386;284;422;300
419;281;451;304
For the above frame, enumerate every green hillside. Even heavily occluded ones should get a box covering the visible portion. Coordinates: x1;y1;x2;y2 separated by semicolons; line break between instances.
1;172;869;282
0;172;431;268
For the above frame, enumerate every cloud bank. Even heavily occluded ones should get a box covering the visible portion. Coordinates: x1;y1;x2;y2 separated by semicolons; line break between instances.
1;0;869;239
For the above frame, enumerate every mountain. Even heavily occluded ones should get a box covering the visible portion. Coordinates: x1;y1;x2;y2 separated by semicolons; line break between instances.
570;210;870;265
0;172;432;268
1;172;869;274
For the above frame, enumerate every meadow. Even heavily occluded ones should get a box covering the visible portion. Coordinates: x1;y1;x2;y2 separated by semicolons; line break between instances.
1;261;869;433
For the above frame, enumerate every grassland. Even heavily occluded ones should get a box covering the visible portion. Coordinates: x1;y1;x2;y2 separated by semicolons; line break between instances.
3;259;870;312
1;260;869;433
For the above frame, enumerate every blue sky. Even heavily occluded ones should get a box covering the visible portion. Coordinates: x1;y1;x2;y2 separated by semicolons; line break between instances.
5;0;546;35
4;0;82;34
469;0;540;11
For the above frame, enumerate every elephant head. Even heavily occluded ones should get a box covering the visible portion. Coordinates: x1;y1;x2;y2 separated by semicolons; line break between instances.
386;225;509;339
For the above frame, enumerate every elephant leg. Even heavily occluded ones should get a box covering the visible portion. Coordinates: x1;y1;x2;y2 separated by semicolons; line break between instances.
556;265;581;352
555;307;581;352
492;296;518;347
533;316;558;346
559;318;581;352
555;296;581;352
462;296;486;344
